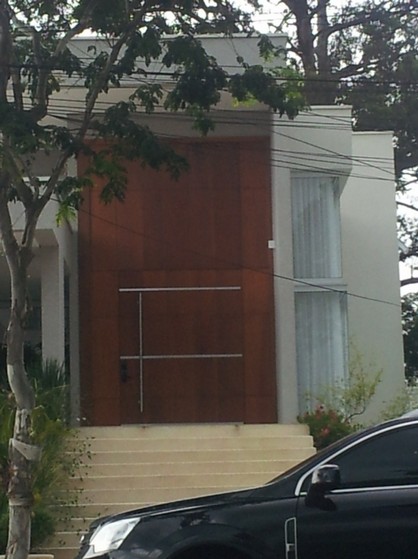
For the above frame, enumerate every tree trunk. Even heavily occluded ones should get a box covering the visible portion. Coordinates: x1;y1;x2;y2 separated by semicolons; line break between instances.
0;186;38;559
283;0;340;105
5;264;37;559
7;411;34;559
311;0;337;105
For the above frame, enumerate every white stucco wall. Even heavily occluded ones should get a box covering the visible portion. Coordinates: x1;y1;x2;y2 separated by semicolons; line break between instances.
341;132;405;421
69;33;287;87
272;108;404;423
275;106;353;175
272;106;353;422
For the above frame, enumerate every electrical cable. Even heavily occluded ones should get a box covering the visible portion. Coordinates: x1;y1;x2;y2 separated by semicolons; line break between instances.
67;197;401;309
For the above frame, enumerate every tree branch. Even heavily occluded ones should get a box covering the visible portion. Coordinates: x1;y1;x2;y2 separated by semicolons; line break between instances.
9;48;23;111
315;0;331;76
23;1;99;121
335;62;372;79
309;0;331;17
30;28;48;120
323;1;418;40
75;5;150;141
398;200;418;213
40;4;151;207
282;0;316;75
0;0;11;103
401;277;418;288
54;0;99;57
2;146;34;207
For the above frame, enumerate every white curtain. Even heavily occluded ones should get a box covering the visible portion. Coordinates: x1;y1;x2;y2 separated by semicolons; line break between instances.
295;291;348;412
292;176;341;279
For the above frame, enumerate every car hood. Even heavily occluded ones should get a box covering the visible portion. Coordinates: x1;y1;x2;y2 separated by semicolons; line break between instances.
94;486;258;528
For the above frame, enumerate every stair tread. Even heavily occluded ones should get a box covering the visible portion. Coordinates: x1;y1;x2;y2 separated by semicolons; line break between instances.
50;425;315;559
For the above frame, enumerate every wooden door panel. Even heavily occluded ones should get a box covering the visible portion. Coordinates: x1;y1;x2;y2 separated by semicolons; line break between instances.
119;358;244;424
118;287;244;423
141;358;244;423
142;289;243;356
80;138;276;425
119;291;140;355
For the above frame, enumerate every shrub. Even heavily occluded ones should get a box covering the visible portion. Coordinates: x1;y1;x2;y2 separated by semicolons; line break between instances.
298;348;382;449
0;359;87;552
298;405;356;450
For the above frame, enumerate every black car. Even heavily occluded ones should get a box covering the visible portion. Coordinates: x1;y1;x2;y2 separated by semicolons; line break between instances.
77;412;418;559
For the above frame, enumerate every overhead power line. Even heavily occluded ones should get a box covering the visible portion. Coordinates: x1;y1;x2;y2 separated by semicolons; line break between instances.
66;198;401;310
6;59;418;89
9;173;404;310
42;107;396;183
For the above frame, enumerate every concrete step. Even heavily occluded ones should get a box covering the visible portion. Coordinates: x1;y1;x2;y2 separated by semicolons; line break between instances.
87;447;314;464
85;435;312;452
72;471;277;491
88;459;299;476
40;548;77;559
55;517;91;533
44;424;315;559
81;423;310;439
77;484;271;505
51;531;85;550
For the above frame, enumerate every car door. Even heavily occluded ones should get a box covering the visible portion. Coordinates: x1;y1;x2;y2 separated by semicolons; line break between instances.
295;423;418;559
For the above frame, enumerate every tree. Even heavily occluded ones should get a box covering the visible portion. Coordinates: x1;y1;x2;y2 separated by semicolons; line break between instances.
268;0;418;281
270;0;417;163
0;2;304;558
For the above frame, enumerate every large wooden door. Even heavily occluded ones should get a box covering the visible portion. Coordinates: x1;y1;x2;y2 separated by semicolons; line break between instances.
79;136;277;425
119;286;244;423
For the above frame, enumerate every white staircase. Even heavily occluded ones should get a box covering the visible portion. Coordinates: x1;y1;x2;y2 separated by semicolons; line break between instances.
43;423;315;559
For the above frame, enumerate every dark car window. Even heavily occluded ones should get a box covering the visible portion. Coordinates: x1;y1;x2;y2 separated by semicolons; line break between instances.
329;425;418;489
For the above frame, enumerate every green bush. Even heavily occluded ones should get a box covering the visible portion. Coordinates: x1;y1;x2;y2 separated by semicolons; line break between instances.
298;348;382;449
0;359;87;553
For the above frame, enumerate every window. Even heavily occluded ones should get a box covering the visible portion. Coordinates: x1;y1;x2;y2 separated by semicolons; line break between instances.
331;426;418;489
295;290;347;407
291;174;347;413
292;176;341;279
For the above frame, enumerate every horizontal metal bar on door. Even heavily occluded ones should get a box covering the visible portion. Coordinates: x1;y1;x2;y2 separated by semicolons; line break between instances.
120;354;243;360
119;286;241;292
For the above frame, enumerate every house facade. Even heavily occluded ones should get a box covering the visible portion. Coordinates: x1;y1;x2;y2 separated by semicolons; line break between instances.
0;36;405;426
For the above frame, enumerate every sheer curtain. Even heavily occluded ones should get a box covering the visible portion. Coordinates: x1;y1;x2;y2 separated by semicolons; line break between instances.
295;291;348;410
291;175;347;412
292;176;341;279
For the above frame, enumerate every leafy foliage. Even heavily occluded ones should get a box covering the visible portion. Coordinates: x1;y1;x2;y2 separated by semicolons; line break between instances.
298;349;382;448
0;0;305;219
329;351;382;423
298;406;356;450
0;360;87;553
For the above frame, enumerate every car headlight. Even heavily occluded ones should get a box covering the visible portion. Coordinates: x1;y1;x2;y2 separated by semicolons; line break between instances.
84;517;141;558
